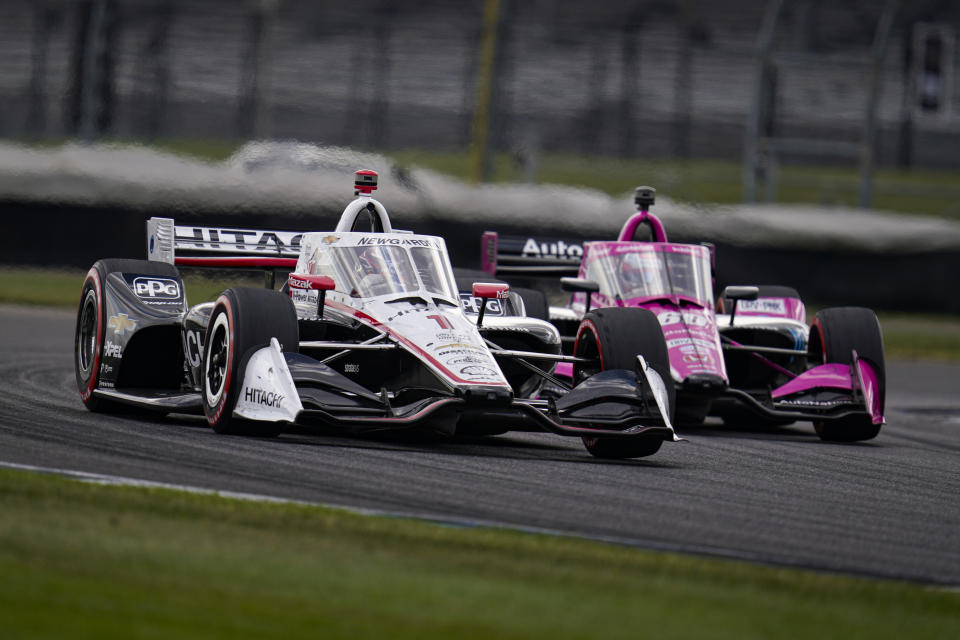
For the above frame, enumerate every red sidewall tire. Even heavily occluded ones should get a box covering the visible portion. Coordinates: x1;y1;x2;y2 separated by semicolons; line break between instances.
203;295;237;430
572;308;675;459
201;287;298;436
75;268;104;407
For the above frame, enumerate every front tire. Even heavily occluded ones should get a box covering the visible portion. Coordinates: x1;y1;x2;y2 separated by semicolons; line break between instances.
808;307;885;442
573;308;675;459
202;287;298;437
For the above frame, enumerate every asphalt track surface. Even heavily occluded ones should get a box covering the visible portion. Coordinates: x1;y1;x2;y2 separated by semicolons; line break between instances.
1;304;958;585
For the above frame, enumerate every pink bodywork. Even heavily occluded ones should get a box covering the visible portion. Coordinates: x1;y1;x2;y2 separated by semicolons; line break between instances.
572;238;727;383
549;208;884;427
618;211;669;243
770;360;883;424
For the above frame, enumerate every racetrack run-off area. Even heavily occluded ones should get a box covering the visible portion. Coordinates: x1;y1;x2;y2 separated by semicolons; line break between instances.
1;304;959;585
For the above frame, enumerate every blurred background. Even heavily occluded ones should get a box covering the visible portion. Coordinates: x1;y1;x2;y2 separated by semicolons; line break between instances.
3;0;960;164
1;0;959;311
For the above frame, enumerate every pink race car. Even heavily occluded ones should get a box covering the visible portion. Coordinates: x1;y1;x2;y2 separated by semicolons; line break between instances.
482;187;885;442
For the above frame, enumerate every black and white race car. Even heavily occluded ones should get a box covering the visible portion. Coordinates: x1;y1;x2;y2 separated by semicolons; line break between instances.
74;170;679;458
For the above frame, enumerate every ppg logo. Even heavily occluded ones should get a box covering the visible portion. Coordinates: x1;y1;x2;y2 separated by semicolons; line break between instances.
133;277;181;300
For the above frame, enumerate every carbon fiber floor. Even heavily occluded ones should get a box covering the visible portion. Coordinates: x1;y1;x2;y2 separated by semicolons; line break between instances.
1;304;958;585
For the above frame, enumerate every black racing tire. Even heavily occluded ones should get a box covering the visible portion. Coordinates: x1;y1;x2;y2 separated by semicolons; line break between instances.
74;259;181;413
202;287;299;437
808;307;885;442
572;308;675;459
512;286;549;321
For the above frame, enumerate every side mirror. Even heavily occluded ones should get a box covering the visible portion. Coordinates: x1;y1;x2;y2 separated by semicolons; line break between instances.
472;282;509;328
560;277;599;293
288;274;336;318
560;277;600;314
720;285;759;326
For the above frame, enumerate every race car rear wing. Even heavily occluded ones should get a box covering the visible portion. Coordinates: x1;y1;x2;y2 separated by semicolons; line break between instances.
147;217;301;270
481;231;583;277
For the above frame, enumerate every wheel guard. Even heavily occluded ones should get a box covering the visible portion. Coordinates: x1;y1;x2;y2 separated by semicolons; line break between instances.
733;356;883;424
548;358;678;440
235;338;304;423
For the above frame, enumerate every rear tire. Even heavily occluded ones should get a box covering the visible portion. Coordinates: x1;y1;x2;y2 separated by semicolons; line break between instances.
573;308;675;459
808;307;885;442
74;259;181;413
513;287;548;320
202;287;299;437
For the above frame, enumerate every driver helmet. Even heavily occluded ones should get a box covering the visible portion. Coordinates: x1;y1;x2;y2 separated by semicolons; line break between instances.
670;257;694;293
619;253;654;288
357;248;379;274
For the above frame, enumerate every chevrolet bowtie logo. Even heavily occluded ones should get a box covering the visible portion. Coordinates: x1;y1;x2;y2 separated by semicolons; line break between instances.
322;235;339;244
108;313;137;336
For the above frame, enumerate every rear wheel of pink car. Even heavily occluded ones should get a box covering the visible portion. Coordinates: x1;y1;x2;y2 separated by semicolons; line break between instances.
573;308;675;459
203;287;298;437
808;307;885;442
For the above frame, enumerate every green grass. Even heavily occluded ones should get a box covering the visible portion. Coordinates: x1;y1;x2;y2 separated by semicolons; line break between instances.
3;268;957;362
875;312;960;362
0;467;957;639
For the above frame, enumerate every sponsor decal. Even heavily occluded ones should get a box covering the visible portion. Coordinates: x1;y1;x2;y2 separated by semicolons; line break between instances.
448;356;488;365
460;295;503;315
344;363;360;373
133;277;181;301
288;276;311;289
609;244;655;256
435;331;469;343
290;289;316;306
243;387;284;408
667;337;716;350
177;227;302;255
437;345;485;354
103;341;122;358
322;235;339;244
108;313;137;336
460;365;497;377
100;363;113;375
586;245;611;259
739;298;787;314
185;330;204;368
521;238;583;259
356;236;434;247
682;352;713;364
775;398;845;408
658;311;709;327
99;380;115;388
